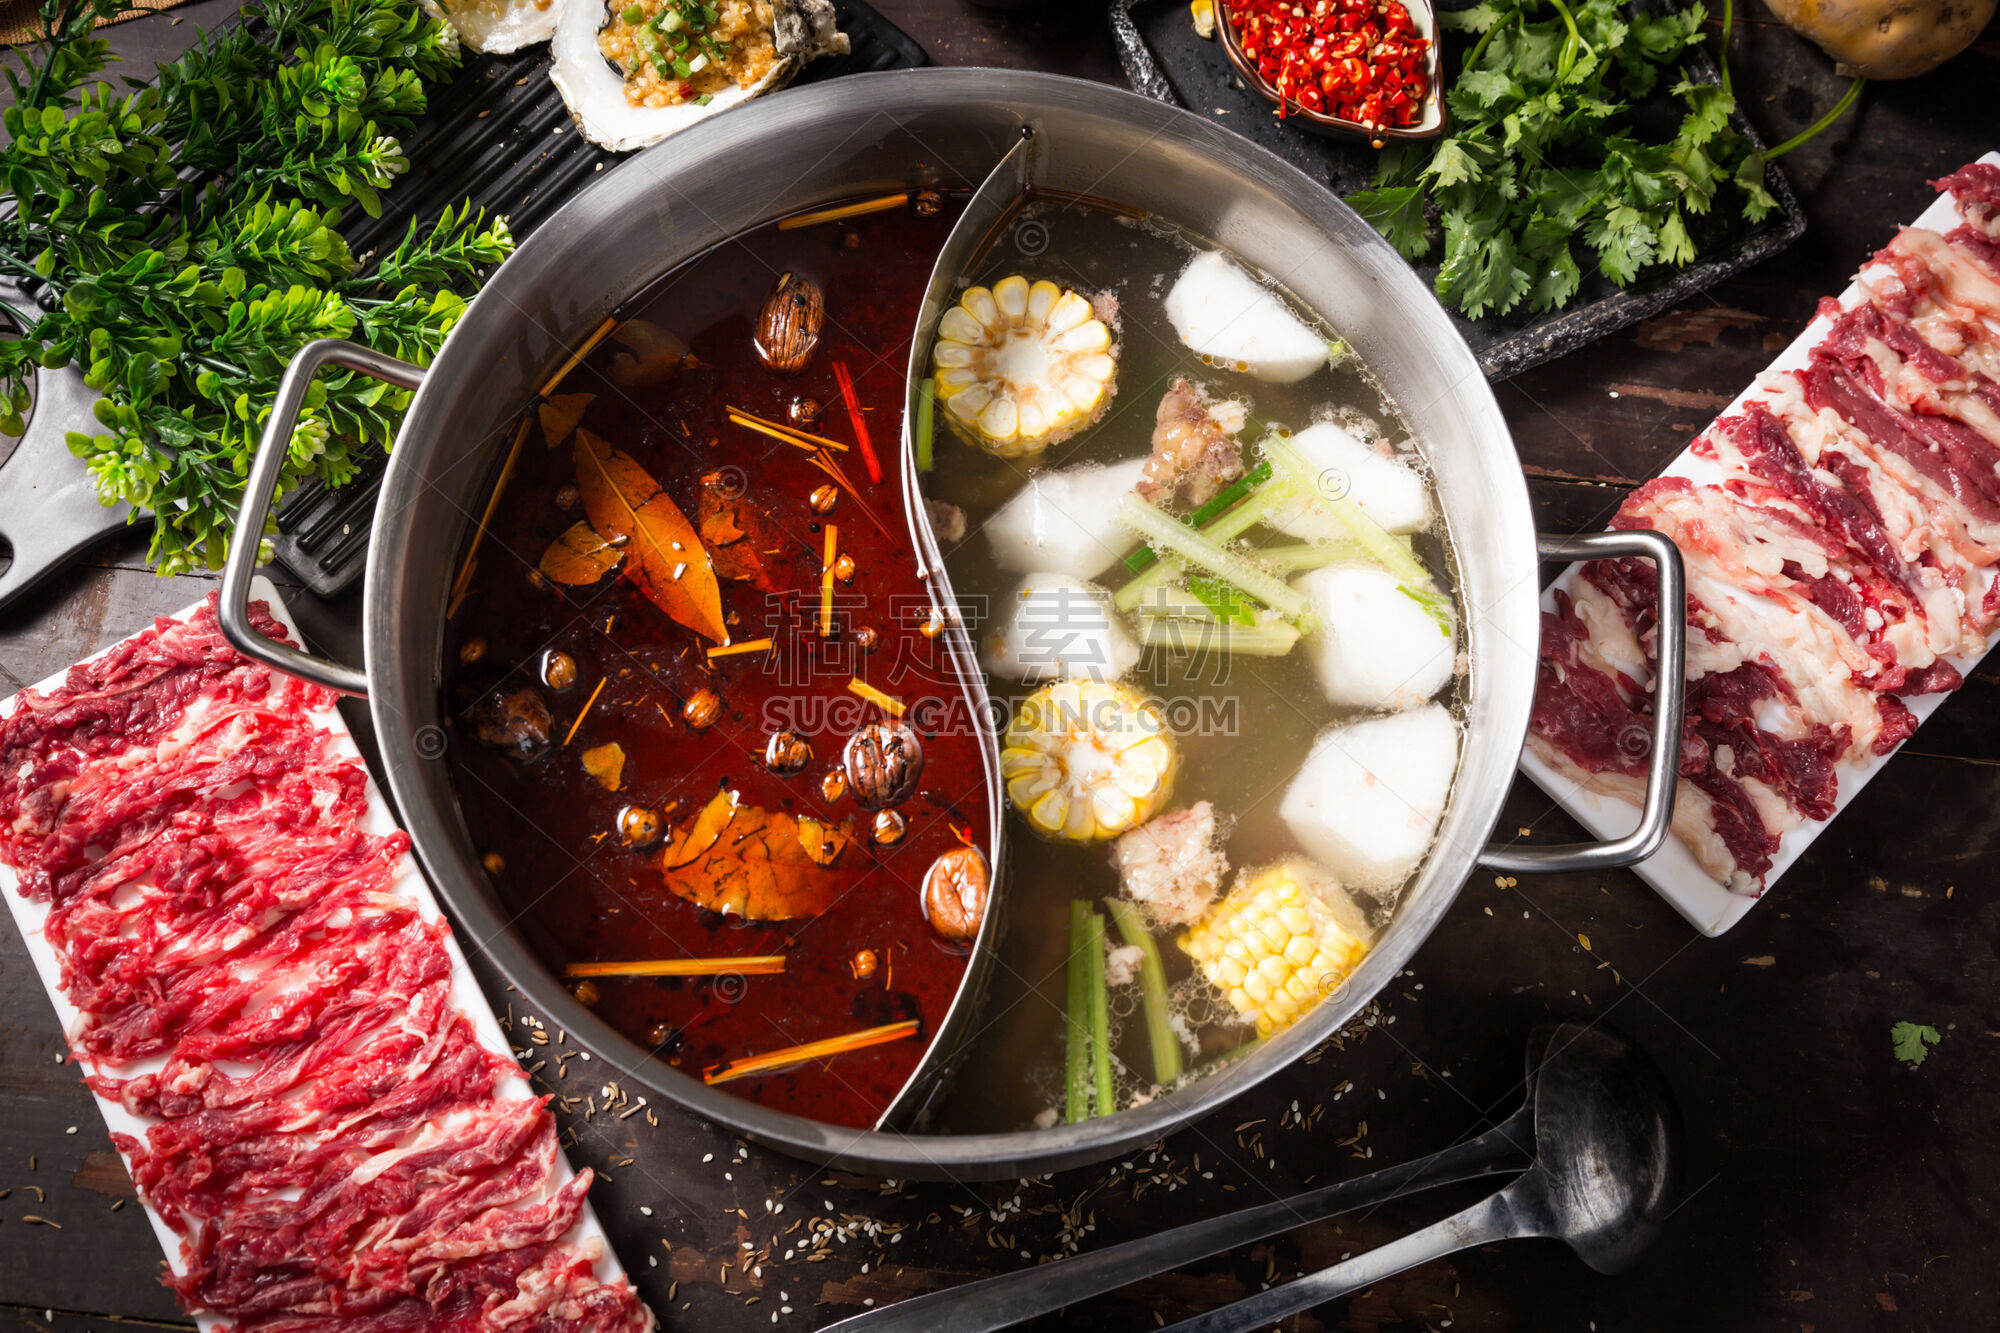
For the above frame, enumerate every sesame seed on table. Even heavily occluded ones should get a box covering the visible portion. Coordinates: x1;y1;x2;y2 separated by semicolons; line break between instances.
1;2;1997;1330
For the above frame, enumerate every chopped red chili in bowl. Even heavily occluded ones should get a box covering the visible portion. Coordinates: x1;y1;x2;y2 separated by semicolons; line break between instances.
1218;0;1441;144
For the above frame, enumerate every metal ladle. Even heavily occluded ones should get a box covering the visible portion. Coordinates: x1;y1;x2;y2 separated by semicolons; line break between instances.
823;1022;1679;1332
1166;1021;1684;1332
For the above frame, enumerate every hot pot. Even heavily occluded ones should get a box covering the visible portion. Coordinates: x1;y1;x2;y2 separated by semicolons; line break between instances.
218;68;1685;1181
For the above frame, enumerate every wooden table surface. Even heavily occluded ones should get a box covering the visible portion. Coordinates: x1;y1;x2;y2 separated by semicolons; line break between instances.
3;5;1997;1331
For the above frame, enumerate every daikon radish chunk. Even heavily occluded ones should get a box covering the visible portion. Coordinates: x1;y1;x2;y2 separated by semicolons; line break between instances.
1279;705;1459;898
1299;565;1455;711
986;457;1148;579
1165;252;1332;384
1267;421;1430;537
982;573;1140;683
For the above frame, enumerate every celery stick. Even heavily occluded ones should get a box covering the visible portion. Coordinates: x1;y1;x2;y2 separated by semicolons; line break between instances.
1105;898;1182;1085
1321;492;1438;592
1254;541;1359;573
1138;617;1301;656
1263;432;1431;589
915;377;935;472
1121;460;1275;574
1115;557;1183;614
1083;908;1114;1115
1263;431;1450;633
1115;493;1308;618
1116;475;1307;611
1128;584;1217;620
1065;901;1092;1124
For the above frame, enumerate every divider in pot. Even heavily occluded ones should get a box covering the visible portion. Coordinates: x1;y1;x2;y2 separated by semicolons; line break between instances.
368;71;1537;1176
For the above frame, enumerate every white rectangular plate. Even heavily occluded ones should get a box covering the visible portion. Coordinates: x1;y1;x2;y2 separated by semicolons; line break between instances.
0;578;631;1328
1519;151;2000;937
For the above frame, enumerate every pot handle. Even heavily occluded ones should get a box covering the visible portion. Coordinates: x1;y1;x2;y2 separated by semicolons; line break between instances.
219;338;426;698
1480;528;1686;874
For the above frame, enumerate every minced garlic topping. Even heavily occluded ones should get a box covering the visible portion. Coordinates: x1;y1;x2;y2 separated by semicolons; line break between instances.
598;0;778;108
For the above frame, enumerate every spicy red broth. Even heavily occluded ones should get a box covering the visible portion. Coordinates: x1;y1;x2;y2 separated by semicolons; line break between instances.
442;195;992;1129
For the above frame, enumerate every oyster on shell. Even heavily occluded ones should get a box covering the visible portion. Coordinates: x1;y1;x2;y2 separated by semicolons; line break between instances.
551;0;849;153
420;0;560;55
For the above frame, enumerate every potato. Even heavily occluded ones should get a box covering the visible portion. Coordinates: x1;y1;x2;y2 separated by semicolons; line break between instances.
1763;0;1996;78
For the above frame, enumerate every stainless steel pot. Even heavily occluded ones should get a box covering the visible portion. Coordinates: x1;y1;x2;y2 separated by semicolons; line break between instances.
218;68;1684;1181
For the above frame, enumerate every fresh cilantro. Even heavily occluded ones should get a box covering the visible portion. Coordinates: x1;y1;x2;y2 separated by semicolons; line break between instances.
1657;207;1696;266
1531;241;1583;311
1630;5;1706;60
1586;203;1657;285
1438;0;1505;30
1734;152;1778;223
1436;210;1530;320
1673;78;1735;148
1891;1021;1942;1067
1423;138;1485;189
1347;0;1824;320
1452;68;1519;110
1348;185;1431;260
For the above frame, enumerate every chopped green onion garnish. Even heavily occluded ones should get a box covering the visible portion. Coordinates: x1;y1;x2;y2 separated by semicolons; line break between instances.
694;93;713;105
622;3;644;21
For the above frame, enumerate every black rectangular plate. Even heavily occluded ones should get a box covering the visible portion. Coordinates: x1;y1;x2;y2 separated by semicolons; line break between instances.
1109;0;1808;381
269;0;926;599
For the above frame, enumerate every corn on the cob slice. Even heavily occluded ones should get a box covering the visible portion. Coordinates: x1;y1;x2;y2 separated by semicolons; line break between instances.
1179;858;1372;1035
1000;680;1177;843
932;276;1117;457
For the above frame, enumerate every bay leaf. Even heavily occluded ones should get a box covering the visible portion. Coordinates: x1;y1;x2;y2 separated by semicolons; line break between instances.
795;816;852;867
574;428;726;643
696;470;772;589
539;521;622;586
608;318;687;388
540;392;595;448
661;785;740;869
658;802;859;920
